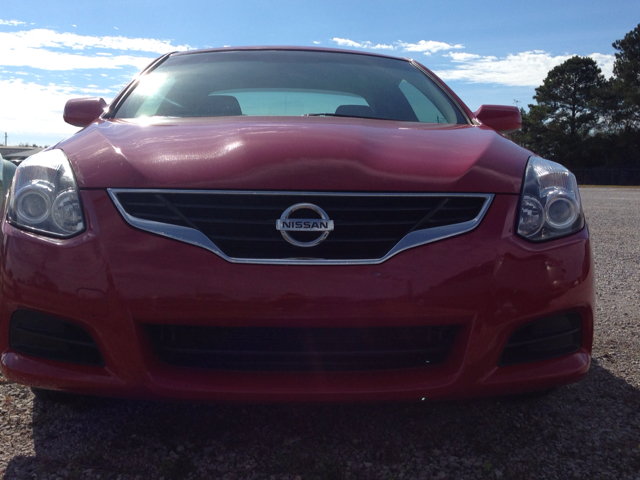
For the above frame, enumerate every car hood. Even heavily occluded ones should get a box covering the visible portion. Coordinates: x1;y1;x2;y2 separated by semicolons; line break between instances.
58;117;529;193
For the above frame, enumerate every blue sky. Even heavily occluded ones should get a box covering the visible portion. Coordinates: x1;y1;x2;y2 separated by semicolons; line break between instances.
1;0;639;146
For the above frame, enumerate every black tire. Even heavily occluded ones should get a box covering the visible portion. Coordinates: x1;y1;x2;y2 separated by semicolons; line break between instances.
30;387;85;404
502;387;557;402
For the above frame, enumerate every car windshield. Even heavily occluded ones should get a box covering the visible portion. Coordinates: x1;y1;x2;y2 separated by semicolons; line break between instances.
113;50;466;124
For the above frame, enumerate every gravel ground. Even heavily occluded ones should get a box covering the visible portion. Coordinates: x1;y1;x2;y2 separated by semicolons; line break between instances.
1;186;640;480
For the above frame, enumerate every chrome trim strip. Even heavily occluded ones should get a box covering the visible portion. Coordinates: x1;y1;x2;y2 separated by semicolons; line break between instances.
108;189;494;266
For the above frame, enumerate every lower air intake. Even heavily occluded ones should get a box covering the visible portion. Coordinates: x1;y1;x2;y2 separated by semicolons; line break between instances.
146;325;459;371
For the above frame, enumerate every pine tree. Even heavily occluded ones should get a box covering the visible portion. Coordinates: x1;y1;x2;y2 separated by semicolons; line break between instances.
612;23;640;128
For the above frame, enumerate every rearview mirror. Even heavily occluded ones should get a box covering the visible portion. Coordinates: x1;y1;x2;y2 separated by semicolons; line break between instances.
474;105;521;134
63;97;107;127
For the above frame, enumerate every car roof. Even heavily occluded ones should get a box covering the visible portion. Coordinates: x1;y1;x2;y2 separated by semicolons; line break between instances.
168;46;412;63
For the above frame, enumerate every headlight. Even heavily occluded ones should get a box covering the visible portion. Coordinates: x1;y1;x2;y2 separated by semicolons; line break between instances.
7;149;85;238
517;157;584;242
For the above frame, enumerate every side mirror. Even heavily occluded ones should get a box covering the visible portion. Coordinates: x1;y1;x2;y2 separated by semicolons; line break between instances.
63;97;107;127
474;105;521;134
1;158;17;202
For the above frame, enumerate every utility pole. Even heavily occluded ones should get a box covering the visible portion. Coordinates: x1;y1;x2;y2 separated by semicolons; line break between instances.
3;132;7;146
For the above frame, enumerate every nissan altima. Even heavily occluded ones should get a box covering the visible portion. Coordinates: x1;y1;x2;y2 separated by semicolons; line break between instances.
0;47;594;402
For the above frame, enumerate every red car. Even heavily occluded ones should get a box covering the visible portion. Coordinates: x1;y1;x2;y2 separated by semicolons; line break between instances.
0;47;593;402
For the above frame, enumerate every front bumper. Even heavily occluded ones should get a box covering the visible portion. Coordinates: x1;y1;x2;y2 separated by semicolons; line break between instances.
0;191;594;402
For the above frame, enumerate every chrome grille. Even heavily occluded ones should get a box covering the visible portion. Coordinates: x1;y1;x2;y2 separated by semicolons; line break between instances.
109;190;492;264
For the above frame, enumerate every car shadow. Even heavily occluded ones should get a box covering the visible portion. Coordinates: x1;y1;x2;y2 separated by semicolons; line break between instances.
3;358;640;480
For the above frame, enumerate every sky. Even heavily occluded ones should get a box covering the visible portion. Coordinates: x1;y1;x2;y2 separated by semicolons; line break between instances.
1;0;639;147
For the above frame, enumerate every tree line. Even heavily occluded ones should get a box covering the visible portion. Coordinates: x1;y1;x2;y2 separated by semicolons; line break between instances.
509;23;640;176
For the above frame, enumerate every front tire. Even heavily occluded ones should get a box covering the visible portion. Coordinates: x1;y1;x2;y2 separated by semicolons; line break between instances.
31;387;85;404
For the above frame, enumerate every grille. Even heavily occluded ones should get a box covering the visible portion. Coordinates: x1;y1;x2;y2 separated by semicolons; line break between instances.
145;325;459;371
111;190;490;261
9;310;104;366
499;312;582;366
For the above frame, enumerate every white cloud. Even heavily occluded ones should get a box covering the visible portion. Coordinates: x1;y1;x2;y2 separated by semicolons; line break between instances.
332;37;465;54
331;37;464;55
2;28;190;53
446;52;482;62
0;19;25;26
589;53;615;78
434;50;616;87
313;41;321;45
331;38;395;50
332;37;363;48
435;51;570;86
398;40;464;55
0;45;154;71
0;27;193;71
370;43;395;51
0;78;113;142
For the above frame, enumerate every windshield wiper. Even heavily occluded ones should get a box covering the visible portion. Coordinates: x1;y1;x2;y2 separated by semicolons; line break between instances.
303;113;388;120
